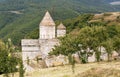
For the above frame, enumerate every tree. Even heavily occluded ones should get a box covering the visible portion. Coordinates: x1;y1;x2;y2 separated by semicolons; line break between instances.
102;38;114;61
50;35;78;56
0;39;6;51
0;39;20;77
68;53;75;73
77;26;109;62
19;60;25;77
113;36;120;54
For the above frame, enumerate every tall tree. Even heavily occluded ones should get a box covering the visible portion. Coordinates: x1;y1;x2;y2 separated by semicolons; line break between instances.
0;39;20;76
102;38;114;61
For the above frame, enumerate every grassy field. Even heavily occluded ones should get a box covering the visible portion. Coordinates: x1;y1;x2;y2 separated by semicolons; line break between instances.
0;61;120;77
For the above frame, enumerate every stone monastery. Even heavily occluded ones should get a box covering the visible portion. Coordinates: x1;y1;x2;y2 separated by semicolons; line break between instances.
21;11;66;68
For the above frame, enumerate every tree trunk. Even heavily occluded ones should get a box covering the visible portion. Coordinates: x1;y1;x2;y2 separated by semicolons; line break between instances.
108;53;110;62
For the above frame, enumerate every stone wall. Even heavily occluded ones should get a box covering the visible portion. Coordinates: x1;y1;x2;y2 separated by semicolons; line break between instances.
40;39;59;59
21;39;41;60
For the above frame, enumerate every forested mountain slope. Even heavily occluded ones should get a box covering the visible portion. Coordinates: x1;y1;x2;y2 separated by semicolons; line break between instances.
0;0;120;45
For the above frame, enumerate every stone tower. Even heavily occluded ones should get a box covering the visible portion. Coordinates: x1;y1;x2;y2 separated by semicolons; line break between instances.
57;23;66;37
39;11;56;39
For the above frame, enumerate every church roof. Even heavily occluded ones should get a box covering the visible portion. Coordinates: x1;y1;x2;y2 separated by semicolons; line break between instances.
57;23;66;29
40;11;55;26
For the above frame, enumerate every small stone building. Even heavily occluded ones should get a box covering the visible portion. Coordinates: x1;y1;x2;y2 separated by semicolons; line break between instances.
21;11;66;68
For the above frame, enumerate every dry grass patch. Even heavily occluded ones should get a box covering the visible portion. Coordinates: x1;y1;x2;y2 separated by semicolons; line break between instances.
76;67;120;77
0;61;120;77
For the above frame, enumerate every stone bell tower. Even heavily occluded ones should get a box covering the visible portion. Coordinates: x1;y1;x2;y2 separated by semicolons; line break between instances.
57;23;66;37
39;11;56;39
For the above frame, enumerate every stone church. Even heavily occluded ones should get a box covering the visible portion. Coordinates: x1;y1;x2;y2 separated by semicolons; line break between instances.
21;11;67;68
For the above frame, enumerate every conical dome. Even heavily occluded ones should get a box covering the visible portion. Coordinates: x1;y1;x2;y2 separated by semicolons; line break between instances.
40;11;55;26
57;23;66;30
